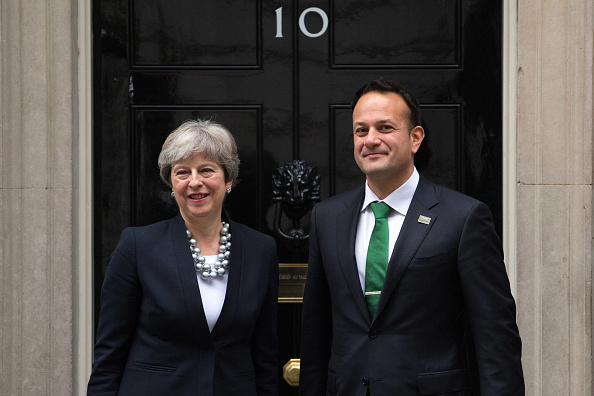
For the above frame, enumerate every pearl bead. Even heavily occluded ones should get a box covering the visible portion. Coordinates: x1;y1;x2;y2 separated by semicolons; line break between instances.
187;222;230;280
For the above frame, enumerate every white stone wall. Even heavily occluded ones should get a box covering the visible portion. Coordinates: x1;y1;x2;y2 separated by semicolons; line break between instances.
0;0;75;394
516;0;593;394
0;0;592;394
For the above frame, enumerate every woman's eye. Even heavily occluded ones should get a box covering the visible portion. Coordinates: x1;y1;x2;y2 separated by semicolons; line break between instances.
174;170;189;178
200;168;216;177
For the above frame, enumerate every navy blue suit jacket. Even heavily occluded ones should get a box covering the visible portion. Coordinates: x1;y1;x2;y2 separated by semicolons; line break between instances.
299;176;524;395
88;214;279;396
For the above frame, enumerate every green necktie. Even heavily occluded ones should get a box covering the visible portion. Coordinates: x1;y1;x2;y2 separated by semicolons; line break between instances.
365;202;393;318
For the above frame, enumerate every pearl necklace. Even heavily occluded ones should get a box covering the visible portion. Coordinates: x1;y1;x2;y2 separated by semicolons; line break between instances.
186;222;231;280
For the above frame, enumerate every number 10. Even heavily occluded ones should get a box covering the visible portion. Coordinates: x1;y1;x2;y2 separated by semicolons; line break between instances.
275;7;329;38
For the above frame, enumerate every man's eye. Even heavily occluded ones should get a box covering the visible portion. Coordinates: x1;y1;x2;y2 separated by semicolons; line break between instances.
355;129;368;135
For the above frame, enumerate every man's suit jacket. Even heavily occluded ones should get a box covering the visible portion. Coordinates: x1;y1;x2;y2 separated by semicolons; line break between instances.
300;176;524;395
87;214;279;396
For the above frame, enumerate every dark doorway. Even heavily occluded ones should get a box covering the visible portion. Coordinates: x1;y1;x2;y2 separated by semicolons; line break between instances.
93;1;502;394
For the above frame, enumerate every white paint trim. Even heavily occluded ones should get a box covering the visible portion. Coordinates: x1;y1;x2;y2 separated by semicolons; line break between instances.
502;0;518;297
73;0;93;392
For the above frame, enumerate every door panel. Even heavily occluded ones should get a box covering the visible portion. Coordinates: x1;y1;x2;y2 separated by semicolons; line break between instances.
94;1;502;394
333;1;459;67
132;1;261;67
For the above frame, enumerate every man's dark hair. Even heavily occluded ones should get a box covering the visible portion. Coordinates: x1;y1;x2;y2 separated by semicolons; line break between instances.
351;79;422;128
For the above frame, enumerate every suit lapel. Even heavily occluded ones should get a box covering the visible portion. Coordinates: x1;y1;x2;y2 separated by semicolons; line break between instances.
171;214;212;337
335;187;371;324
374;177;439;321
211;221;241;335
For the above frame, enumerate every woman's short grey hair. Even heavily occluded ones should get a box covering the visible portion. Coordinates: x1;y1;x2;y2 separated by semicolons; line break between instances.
158;119;240;187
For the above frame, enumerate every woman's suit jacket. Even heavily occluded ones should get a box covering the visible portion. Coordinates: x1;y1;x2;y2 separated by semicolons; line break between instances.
87;213;279;396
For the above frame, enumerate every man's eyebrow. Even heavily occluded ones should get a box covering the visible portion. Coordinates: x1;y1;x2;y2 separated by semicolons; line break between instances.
353;119;398;126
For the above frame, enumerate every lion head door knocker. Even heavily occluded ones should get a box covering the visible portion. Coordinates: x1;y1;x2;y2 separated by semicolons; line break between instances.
272;160;321;252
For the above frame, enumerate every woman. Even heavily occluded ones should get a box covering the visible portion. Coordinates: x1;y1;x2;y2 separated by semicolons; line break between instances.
88;119;279;395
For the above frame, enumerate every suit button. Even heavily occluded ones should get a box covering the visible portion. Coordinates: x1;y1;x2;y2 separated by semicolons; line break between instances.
369;330;377;339
362;377;369;386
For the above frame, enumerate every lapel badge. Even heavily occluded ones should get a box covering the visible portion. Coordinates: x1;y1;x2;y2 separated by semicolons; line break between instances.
418;215;431;225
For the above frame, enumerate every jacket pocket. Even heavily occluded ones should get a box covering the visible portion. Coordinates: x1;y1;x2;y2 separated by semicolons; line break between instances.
129;361;176;373
417;368;471;395
408;250;451;269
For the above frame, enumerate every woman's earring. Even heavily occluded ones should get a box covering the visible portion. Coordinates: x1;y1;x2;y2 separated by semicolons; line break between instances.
226;188;232;194
171;191;175;198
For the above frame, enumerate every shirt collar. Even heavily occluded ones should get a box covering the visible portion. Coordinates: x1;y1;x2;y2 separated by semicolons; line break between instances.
361;167;419;216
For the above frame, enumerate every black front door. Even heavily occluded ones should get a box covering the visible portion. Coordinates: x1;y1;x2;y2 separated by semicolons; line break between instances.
93;1;502;394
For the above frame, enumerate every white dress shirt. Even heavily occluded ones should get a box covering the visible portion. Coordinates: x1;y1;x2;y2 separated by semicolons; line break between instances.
196;255;228;332
354;168;420;294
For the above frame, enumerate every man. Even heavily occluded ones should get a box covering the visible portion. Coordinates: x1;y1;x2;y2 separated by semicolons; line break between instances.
299;79;524;395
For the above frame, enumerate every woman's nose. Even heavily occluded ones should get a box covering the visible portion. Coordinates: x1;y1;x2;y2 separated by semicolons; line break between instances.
188;172;203;187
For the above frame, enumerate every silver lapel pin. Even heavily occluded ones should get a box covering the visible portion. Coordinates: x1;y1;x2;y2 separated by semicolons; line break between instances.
418;215;431;225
